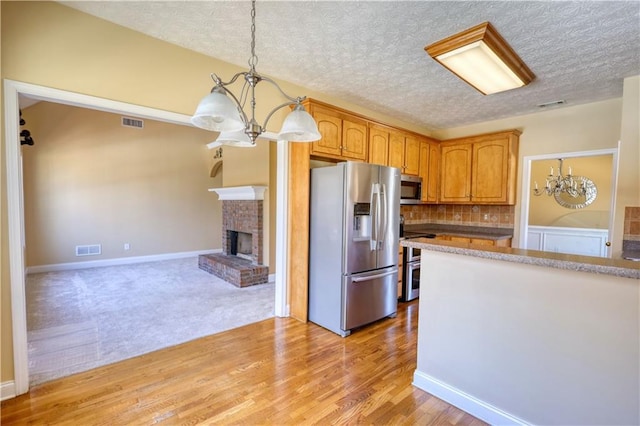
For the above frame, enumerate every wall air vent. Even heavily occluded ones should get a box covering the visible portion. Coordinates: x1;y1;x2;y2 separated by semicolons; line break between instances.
121;117;144;129
75;244;102;257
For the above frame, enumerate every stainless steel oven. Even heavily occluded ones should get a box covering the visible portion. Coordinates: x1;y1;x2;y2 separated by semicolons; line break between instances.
401;233;435;301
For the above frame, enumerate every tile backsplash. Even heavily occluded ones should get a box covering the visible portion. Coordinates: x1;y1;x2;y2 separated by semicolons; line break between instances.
401;204;514;228
623;206;640;241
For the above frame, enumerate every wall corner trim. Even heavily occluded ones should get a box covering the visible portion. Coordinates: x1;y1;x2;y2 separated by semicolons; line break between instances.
1;381;17;401
412;370;530;426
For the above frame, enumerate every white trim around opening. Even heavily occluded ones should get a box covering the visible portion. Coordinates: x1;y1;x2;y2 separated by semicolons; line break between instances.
518;146;619;256
3;79;289;396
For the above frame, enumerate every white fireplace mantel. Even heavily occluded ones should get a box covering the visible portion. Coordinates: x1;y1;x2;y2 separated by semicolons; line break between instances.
209;185;267;201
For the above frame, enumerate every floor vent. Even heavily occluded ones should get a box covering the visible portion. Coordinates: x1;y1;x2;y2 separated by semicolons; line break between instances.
121;117;144;129
75;244;102;257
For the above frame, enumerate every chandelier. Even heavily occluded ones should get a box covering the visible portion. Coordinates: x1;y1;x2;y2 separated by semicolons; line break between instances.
533;159;597;207
191;0;321;146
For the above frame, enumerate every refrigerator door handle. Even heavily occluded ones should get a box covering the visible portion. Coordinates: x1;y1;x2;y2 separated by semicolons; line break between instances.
375;183;382;250
351;268;398;282
378;183;387;247
370;183;379;251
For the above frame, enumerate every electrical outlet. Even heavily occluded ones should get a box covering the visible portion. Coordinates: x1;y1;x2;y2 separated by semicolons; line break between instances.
124;243;130;251
483;214;489;221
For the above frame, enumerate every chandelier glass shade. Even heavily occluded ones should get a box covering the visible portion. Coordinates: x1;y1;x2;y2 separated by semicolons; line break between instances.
191;0;320;146
215;130;255;148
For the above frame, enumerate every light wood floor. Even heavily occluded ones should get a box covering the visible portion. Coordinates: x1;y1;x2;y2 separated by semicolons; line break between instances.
2;300;485;425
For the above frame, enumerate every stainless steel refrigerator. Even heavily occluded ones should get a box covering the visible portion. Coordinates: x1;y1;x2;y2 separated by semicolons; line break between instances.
308;161;400;337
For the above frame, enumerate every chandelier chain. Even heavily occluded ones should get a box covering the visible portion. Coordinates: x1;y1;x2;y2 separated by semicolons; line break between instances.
249;0;258;70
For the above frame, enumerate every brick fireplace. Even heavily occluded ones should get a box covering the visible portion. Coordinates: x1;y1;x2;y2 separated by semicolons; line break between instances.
198;186;269;287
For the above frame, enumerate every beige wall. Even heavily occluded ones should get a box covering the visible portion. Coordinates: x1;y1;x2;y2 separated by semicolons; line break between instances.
616;75;640;248
433;94;639;256
21;102;221;266
1;1;431;383
529;155;613;228
417;250;639;424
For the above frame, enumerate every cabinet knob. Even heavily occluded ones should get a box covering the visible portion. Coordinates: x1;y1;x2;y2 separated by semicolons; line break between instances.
605;241;611;247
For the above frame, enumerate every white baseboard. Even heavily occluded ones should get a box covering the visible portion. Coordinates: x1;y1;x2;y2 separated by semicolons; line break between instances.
26;249;222;274
412;370;530;426
1;381;16;401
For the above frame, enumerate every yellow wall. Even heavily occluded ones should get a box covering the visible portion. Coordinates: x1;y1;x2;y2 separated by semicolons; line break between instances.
529;155;613;228
1;1;431;384
22;102;221;266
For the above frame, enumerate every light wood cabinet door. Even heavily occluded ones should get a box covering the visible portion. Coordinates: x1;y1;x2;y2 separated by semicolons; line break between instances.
439;129;519;205
342;118;368;161
388;131;420;176
436;236;512;247
388;131;405;171
439;143;472;203
368;125;389;166
404;136;420;176
471;138;511;204
311;110;342;157
419;139;440;203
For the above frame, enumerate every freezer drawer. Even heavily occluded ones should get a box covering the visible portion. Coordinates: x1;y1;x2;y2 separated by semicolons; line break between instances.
343;267;398;331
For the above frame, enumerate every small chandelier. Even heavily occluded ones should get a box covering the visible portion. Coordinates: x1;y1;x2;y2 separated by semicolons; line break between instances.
191;0;321;146
533;158;592;198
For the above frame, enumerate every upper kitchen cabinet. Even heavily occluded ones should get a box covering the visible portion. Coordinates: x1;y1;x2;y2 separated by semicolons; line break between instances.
439;142;473;203
419;138;440;203
389;131;420;176
368;124;390;166
439;130;520;205
304;100;368;162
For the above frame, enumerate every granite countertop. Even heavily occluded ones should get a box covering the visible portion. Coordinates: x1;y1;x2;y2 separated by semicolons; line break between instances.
401;237;640;280
403;224;513;240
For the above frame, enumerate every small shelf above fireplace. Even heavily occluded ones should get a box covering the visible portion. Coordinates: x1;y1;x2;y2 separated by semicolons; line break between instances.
209;185;267;201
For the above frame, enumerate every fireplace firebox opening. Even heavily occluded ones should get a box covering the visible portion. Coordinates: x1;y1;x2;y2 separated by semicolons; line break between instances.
229;230;253;262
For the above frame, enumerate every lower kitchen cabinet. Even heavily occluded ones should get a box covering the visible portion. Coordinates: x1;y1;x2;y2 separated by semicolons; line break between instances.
437;235;512;247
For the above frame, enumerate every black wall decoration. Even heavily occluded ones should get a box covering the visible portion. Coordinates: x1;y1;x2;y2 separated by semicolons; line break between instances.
20;109;35;146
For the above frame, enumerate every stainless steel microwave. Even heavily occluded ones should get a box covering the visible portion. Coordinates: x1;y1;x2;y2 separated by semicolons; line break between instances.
400;174;423;204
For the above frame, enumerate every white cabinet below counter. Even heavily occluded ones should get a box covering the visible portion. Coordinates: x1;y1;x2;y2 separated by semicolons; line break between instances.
526;225;609;257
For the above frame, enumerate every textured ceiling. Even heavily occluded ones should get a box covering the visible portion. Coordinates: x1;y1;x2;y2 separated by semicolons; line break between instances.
59;1;640;131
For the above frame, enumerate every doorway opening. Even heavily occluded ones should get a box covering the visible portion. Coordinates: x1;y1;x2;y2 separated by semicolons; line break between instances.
4;80;288;397
519;148;619;258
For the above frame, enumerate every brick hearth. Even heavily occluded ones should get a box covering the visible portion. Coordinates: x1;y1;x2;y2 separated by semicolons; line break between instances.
198;254;268;288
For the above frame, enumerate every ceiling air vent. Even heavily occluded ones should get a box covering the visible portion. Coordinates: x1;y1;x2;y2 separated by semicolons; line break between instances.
122;116;144;129
537;100;566;108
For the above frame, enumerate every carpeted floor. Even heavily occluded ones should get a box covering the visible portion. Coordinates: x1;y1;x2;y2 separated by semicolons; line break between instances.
26;257;275;386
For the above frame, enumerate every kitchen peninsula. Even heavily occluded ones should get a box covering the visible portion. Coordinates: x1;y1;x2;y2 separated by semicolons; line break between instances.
402;238;639;425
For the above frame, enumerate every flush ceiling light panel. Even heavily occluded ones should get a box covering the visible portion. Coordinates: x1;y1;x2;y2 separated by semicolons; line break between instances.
425;22;535;95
